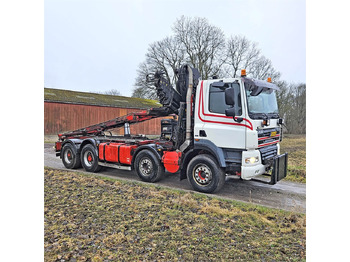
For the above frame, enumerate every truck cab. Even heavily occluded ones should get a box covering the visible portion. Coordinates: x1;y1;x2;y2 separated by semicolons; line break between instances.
192;71;287;183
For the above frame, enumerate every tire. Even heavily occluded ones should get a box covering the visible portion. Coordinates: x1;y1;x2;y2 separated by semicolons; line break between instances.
134;149;164;182
187;154;226;193
80;144;101;173
62;143;81;169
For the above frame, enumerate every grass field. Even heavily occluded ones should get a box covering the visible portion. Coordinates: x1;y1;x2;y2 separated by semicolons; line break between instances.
44;168;306;261
280;134;306;183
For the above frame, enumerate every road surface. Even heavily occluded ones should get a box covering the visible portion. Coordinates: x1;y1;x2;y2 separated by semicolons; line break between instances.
45;143;306;213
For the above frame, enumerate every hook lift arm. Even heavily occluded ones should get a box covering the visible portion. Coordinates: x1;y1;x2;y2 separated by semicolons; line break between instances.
58;65;200;142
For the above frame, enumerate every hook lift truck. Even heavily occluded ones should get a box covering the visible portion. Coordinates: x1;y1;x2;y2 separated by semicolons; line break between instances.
55;65;288;193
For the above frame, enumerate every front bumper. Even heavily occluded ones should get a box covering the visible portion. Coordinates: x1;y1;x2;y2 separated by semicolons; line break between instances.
241;152;288;184
241;163;267;180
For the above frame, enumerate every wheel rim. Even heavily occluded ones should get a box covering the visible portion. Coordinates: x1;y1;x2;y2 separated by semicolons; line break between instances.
139;157;153;177
84;150;94;167
64;148;73;164
193;164;212;186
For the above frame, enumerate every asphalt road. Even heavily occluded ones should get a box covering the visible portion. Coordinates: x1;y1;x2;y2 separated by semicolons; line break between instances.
44;143;306;213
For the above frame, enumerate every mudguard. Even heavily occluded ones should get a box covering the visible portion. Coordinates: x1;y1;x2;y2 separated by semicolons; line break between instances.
60;139;83;158
131;144;162;170
179;140;227;180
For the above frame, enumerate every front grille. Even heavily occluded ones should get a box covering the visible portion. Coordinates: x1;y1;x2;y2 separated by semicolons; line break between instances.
259;144;278;164
257;127;280;148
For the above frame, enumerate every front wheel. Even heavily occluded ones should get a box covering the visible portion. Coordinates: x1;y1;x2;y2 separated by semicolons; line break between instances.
80;144;101;173
134;149;164;182
187;154;226;193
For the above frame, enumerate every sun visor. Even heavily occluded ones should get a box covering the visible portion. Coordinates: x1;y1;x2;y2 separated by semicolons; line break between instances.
243;78;280;91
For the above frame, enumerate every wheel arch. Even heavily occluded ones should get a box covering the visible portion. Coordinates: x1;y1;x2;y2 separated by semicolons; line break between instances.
79;138;98;154
60;139;83;159
131;144;161;170
180;141;225;180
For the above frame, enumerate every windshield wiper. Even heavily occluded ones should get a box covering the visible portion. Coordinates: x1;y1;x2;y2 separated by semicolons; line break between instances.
266;112;279;119
249;112;279;119
272;113;280;118
249;112;268;119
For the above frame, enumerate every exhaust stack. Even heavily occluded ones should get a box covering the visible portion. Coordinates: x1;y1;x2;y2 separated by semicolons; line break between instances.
179;65;194;152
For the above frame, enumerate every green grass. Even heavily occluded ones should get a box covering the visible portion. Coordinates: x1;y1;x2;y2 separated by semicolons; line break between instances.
45;168;306;262
280;134;306;183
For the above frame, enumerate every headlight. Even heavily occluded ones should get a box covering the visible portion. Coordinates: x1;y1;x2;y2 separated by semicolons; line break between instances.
245;156;259;164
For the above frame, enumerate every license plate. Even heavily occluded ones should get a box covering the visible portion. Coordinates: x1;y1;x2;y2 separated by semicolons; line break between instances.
271;131;277;137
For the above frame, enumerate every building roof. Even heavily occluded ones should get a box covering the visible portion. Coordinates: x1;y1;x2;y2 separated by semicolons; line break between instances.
44;88;161;109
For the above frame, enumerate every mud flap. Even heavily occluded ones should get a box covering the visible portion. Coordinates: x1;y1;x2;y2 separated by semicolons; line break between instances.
270;153;288;185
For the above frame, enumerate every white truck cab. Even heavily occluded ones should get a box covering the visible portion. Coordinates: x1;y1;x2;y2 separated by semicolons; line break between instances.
193;71;286;182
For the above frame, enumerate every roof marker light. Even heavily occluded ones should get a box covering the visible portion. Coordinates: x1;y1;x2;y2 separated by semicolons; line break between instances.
241;69;246;77
267;77;272;83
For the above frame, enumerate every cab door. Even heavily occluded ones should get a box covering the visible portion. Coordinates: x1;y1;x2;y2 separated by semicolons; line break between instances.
194;80;252;149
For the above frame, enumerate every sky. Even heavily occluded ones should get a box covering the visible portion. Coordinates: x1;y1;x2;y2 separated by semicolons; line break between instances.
45;0;305;97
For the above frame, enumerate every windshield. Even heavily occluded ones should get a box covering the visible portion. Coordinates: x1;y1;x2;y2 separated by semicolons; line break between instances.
245;89;279;119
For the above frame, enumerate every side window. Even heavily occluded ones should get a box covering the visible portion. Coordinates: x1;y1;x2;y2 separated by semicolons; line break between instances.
209;83;242;115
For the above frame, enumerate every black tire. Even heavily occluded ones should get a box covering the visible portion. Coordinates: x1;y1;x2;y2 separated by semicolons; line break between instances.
80;144;101;173
134;149;164;182
187;154;226;193
61;143;81;169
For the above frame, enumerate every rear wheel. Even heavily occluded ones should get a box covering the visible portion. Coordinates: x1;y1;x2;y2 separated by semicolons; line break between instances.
80;144;101;172
134;149;164;182
62;143;81;169
187;154;226;193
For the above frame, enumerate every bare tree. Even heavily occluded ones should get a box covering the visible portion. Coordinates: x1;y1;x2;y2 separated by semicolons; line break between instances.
290;83;306;134
132;16;227;98
131;16;305;134
225;35;280;82
93;89;122;96
275;82;306;134
146;36;186;85
133;16;282;102
132;36;186;99
275;80;293;132
225;35;260;78
103;89;121;96
249;55;281;81
132;62;158;99
173;16;226;79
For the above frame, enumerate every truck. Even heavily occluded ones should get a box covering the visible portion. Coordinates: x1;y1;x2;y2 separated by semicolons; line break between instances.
55;64;288;193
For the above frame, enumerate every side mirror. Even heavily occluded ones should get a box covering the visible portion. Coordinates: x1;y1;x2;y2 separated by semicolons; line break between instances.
225;108;243;123
225;107;235;117
225;87;235;106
